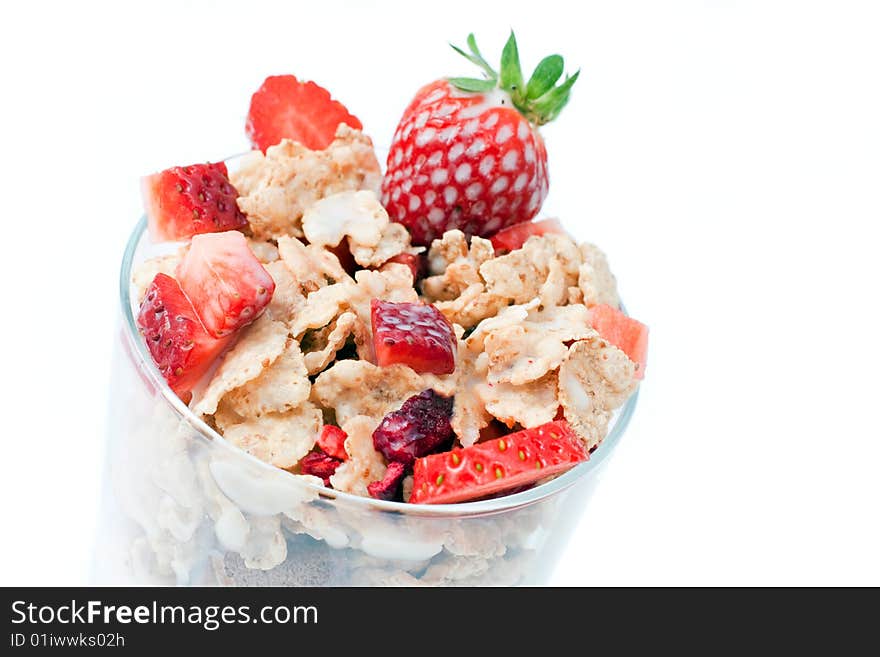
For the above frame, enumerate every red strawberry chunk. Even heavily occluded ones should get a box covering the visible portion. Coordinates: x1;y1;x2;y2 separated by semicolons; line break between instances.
299;451;342;486
175;231;275;338
410;420;588;504
370;299;456;375
246;74;363;152
489;218;565;253
136;273;231;398
589;304;649;379
372;390;454;465
317;425;349;461
141;162;248;242
367;461;407;501
380;252;423;283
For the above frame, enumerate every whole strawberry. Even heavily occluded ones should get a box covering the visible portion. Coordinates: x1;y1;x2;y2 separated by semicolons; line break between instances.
381;32;579;245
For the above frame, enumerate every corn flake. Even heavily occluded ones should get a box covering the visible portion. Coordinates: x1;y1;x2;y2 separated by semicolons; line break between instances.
223;338;311;417
221;402;322;469
558;337;638;450
482;372;560;428
311;360;426;426
277;235;351;294
233;126;381;240
579;242;621;308
192;315;289;417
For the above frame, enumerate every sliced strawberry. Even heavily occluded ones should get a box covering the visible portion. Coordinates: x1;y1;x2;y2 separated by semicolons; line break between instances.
410;420;587;504
136;273;231;398
246;74;363;152
367;461;407;501
370;299;456;375
489;218;565;253
141;162;248;242
175;231;275;338
317;425;349;461
299;451;342;486
589;304;649;379
380;253;423;283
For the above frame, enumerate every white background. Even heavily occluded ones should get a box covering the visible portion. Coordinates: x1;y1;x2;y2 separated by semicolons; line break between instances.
1;0;878;586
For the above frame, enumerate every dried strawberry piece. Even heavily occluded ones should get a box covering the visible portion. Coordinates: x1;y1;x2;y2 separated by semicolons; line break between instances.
371;299;456;375
317;425;348;461
372;389;454;465
367;461;407;501
299;451;342;486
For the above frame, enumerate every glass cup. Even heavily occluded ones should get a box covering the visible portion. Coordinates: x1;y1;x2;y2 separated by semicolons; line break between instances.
93;155;640;586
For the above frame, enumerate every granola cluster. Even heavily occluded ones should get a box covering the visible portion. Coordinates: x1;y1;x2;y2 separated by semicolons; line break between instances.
134;126;639;500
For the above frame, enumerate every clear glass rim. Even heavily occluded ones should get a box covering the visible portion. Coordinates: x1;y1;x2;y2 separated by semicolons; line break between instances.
119;202;639;520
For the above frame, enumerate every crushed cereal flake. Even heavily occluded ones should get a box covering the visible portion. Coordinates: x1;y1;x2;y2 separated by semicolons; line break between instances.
349;222;415;268
578;242;621;308
558;337;638;450
329;415;388;496
481;304;596;385
303;190;413;267
192;315;289;417
277;235;351;294
221;402;322;469
262;260;305;325
483;371;560;428
223;338;311;417
311;360;426;426
246;238;279;264
479;233;581;305
301;311;369;375
232;126;381;240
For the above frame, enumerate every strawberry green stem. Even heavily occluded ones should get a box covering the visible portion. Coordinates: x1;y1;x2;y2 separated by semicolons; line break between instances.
448;31;579;126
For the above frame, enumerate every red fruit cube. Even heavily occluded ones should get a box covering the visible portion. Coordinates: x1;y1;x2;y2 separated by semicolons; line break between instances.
367;461;407;501
141;162;248;242
589;304;649;379
410;420;588;504
136;273;231;398
175;231;275;338
299;451;342;486
380;253;423;282
317;425;349;461
370;299;456;375
489;218;564;253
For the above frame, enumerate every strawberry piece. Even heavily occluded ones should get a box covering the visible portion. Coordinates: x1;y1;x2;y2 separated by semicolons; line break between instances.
136;273;231;398
410;420;588;504
589;304;649;379
367;461;407;501
246;74;363;152
175;231;275;338
489;218;565;253
370;299;456;375
380;253;423;282
141;162;248;242
317;425;349;461
299;451;343;486
372;390;454;465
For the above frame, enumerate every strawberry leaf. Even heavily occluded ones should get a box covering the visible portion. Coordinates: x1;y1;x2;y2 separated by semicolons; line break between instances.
450;34;497;80
526;55;564;100
499;31;524;96
530;70;580;124
448;77;497;93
